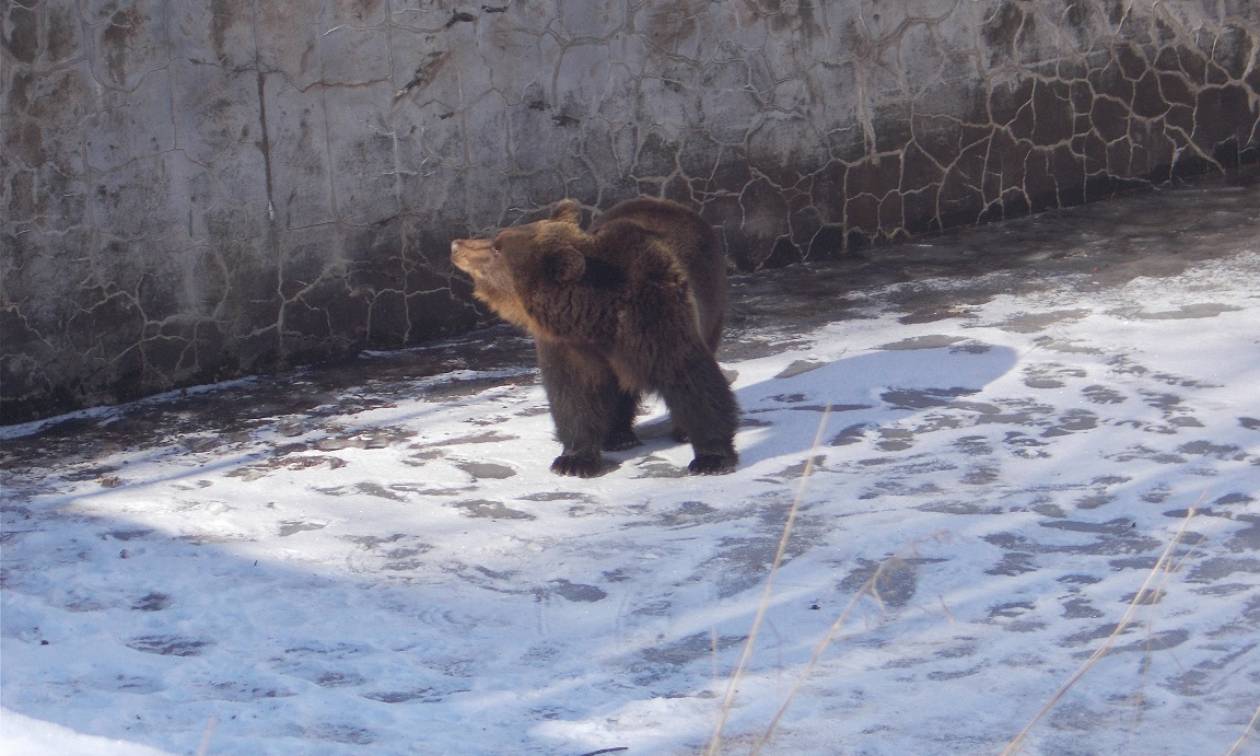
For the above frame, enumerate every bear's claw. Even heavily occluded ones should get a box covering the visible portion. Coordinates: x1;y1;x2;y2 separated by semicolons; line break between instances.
551;454;604;477
688;453;737;475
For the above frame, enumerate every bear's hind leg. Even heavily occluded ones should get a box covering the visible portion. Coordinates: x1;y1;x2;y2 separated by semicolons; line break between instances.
604;390;642;451
657;348;739;475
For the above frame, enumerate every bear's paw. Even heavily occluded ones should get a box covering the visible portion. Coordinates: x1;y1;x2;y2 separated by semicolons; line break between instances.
688;453;737;475
551;454;604;478
603;429;643;451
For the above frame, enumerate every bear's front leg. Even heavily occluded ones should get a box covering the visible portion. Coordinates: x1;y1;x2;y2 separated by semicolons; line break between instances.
657;346;739;475
537;342;619;477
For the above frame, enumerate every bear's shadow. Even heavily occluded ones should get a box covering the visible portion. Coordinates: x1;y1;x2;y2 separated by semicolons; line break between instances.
617;343;1020;475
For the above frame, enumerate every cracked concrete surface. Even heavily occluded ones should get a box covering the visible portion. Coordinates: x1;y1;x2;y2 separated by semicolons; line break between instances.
2;1;1259;422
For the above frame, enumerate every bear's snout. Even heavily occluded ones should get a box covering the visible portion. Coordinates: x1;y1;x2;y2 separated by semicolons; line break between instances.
450;238;494;274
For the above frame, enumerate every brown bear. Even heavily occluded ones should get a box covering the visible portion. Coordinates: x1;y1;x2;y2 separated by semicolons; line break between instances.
450;197;739;477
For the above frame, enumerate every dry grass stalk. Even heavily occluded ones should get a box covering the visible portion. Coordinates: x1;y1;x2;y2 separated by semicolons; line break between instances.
1224;701;1260;756
704;405;833;756
195;715;218;756
750;555;895;755
999;505;1199;756
1127;523;1206;739
749;525;949;753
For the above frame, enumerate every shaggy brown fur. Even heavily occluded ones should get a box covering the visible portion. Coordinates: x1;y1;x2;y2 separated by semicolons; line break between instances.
451;197;739;477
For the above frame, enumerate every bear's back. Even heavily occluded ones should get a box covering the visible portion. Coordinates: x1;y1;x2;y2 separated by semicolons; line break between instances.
592;198;726;351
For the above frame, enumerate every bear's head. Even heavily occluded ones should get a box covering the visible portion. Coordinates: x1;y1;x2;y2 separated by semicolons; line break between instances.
451;199;591;335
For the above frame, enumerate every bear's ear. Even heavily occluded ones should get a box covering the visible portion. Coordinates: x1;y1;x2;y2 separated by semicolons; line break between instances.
547;246;586;283
550;199;581;226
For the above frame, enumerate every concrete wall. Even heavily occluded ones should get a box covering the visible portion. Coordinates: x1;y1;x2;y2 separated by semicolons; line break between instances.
3;0;1258;422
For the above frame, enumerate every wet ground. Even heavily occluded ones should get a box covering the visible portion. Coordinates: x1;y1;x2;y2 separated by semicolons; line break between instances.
2;173;1259;755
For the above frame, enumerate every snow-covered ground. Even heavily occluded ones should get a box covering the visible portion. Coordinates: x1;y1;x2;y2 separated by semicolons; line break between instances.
3;178;1259;755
